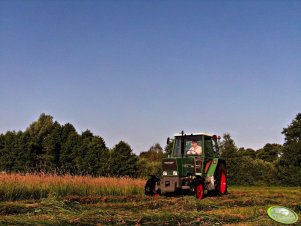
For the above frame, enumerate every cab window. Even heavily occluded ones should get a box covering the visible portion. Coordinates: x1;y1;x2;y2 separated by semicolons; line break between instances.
204;137;214;157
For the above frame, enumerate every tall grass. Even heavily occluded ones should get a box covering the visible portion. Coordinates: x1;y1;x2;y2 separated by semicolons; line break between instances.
0;173;145;201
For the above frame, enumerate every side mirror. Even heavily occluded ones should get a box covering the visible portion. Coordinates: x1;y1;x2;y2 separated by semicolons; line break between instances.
167;137;170;144
212;135;221;141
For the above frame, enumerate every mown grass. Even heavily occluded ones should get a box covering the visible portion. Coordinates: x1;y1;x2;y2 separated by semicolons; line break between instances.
0;173;300;225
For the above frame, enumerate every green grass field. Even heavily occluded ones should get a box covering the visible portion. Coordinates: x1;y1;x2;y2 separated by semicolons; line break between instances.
0;174;300;225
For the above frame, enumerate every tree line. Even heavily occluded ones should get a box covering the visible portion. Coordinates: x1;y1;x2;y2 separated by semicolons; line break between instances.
0;113;300;186
0;114;139;177
219;113;301;186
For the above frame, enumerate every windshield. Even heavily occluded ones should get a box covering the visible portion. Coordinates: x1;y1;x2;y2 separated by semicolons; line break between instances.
173;136;203;157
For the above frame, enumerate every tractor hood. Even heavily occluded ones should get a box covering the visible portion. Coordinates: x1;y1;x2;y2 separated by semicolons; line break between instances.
162;157;197;177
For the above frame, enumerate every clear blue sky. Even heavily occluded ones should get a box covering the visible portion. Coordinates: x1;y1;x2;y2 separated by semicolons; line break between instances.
0;0;300;153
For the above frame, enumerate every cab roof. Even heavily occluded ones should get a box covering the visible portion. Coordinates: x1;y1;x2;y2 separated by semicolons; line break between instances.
174;132;213;137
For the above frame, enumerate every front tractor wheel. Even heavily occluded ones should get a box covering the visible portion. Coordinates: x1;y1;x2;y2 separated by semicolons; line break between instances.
195;182;204;200
215;163;227;195
145;176;160;196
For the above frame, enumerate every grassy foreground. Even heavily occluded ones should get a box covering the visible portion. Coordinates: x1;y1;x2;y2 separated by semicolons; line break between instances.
0;174;300;225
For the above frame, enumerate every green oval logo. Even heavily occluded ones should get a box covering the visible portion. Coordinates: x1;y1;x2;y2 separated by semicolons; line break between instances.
267;206;299;224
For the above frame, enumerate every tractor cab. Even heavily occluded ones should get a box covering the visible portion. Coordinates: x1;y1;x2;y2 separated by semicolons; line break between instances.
172;132;219;158
145;131;227;199
166;132;220;178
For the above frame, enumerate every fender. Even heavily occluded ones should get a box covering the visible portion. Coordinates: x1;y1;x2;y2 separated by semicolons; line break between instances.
206;158;221;177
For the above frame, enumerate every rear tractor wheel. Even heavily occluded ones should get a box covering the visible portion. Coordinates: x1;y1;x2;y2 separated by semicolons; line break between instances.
215;163;227;195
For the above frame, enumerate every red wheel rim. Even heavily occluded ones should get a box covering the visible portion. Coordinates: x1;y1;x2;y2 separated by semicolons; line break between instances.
220;171;227;194
196;184;204;200
154;193;160;197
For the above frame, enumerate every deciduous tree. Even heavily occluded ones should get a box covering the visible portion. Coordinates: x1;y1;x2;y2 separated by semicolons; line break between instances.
109;141;138;177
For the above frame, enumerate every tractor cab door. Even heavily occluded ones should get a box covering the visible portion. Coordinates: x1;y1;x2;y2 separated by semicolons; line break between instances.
193;135;205;175
203;136;215;174
194;137;213;175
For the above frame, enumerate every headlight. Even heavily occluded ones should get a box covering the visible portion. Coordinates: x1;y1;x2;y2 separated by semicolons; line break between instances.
163;171;167;176
173;171;178;176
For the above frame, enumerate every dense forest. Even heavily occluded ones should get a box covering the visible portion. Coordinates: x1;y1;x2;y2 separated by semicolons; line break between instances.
0;113;300;186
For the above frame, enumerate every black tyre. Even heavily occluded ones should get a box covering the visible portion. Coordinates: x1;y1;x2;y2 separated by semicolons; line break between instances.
195;182;205;200
214;162;227;196
144;176;159;196
193;177;205;200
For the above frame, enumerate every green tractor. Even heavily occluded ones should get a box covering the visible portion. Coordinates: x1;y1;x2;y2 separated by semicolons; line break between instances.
145;131;227;200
